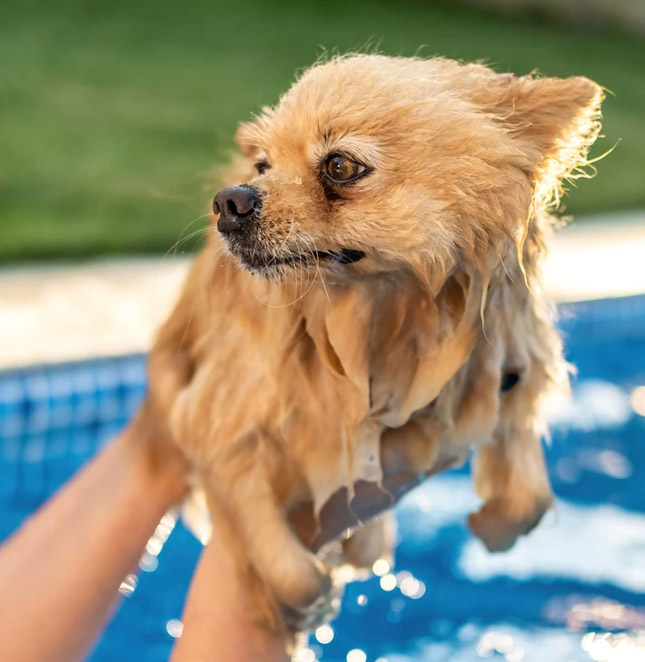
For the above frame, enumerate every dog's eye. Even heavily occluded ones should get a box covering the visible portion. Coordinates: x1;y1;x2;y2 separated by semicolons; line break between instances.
324;154;367;184
254;160;270;175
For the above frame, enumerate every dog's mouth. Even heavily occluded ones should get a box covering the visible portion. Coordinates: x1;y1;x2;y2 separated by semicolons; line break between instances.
232;246;365;273
272;248;365;266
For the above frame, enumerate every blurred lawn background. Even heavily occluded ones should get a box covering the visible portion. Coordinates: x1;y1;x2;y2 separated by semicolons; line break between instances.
1;0;643;262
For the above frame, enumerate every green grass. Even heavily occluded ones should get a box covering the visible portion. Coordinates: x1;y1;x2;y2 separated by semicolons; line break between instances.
1;0;644;262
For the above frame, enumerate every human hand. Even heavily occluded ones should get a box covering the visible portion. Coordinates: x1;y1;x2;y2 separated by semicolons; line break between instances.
170;439;468;662
289;448;468;553
281;440;468;631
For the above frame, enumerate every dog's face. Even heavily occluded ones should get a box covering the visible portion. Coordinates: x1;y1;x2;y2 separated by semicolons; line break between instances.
213;55;601;285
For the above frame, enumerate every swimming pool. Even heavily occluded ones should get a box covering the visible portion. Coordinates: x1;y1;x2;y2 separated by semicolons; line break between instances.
1;294;644;662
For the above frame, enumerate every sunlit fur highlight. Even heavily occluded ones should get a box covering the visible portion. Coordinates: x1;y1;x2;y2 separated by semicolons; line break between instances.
142;54;605;633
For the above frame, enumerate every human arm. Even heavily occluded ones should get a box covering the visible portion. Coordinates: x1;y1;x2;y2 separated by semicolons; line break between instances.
170;447;464;662
0;416;460;662
0;417;187;662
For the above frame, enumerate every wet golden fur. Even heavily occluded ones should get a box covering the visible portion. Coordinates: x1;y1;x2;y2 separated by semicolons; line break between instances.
143;55;604;629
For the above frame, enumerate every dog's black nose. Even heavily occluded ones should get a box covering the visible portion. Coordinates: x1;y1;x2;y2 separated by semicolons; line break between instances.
213;186;261;234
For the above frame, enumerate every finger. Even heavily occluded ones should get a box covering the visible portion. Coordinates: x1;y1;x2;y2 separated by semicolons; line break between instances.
290;451;468;551
309;475;419;551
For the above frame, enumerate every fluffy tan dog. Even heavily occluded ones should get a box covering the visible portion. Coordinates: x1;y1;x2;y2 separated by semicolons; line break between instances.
143;55;603;630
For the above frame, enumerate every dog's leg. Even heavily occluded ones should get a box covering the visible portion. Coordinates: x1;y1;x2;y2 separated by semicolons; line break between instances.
342;516;392;570
205;443;330;619
380;419;442;479
468;356;554;552
230;472;329;613
204;492;286;631
468;430;552;551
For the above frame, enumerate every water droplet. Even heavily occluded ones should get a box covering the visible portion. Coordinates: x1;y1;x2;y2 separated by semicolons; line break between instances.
315;624;334;645
118;573;138;597
631;386;645;416
139;551;159;572
372;559;390;576
166;619;183;638
346;649;367;662
380;574;397;591
294;648;316;662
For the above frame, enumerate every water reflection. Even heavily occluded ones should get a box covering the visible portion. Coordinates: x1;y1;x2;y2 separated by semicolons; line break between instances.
630;387;645;417
138;509;177;574
581;631;645;662
544;380;632;431
545;597;645;631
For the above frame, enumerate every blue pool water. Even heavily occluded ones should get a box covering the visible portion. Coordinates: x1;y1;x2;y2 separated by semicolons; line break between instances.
1;295;644;662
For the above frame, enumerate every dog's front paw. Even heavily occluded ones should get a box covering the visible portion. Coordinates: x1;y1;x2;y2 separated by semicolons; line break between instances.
269;550;331;612
282;567;342;632
468;496;551;552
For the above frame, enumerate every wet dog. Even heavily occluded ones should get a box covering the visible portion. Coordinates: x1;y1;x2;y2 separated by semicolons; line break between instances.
143;55;603;630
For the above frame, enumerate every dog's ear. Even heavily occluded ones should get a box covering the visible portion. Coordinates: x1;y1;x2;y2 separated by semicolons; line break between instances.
501;75;602;147
234;121;260;157
234;106;274;157
489;74;604;206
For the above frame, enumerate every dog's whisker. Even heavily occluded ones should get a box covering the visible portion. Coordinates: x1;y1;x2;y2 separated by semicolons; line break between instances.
164;213;211;259
297;230;332;307
164;224;211;260
260;231;321;309
316;256;333;308
292;231;320;301
275;220;296;258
